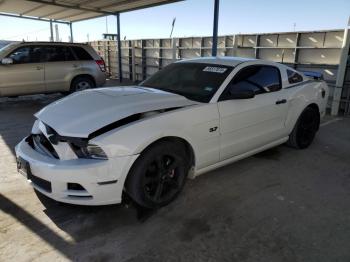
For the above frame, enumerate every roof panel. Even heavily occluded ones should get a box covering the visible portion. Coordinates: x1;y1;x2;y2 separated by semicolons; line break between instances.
60;11;102;22
50;9;88;20
0;0;39;14
0;0;183;22
25;5;66;17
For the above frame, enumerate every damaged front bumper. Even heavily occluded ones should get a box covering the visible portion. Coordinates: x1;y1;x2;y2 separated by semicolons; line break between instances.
15;138;138;206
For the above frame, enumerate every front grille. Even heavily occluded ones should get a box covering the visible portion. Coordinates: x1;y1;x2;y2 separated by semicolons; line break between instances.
28;134;59;159
28;172;52;193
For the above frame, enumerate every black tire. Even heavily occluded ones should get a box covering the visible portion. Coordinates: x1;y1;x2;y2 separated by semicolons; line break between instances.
70;76;95;93
125;141;189;208
287;106;320;149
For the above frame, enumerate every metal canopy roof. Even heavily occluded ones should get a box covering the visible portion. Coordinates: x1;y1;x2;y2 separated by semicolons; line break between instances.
0;0;221;84
0;0;183;23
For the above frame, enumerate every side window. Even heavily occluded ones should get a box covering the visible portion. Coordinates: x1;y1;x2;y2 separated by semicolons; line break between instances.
64;47;76;61
72;46;93;60
7;46;45;64
31;46;46;63
228;65;282;95
7;47;31;64
287;69;303;84
45;46;76;62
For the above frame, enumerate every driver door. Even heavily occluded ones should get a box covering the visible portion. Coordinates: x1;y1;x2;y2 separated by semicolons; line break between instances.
218;65;289;161
0;45;45;96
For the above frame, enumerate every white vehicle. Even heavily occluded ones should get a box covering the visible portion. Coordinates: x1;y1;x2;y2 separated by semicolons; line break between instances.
15;57;329;208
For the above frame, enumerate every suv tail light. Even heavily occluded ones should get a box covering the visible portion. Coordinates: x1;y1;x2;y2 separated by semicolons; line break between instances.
95;59;106;72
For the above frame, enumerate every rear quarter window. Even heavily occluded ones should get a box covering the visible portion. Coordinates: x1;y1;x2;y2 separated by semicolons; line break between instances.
287;69;303;84
230;65;282;94
72;46;93;60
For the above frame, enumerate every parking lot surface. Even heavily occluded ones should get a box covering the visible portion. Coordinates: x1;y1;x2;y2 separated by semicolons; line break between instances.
1;89;350;262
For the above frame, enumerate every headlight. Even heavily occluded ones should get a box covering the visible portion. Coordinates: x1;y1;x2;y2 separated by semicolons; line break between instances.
73;144;108;160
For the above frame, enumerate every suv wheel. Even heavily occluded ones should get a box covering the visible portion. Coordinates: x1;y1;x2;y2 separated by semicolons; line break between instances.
70;76;95;93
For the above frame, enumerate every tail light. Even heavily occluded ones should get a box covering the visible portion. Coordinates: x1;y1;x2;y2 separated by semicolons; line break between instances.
95;59;106;72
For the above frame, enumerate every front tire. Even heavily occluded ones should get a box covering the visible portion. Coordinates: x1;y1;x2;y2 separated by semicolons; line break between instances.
287;106;320;149
125;141;189;208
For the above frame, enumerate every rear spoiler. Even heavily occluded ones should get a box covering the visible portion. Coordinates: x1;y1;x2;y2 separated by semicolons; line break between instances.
300;70;324;80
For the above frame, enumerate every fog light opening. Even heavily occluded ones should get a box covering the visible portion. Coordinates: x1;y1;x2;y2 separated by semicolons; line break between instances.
67;183;86;191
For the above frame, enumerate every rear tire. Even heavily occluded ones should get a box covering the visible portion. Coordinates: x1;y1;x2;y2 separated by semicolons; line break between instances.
287;107;320;149
125;141;189;209
70;76;95;93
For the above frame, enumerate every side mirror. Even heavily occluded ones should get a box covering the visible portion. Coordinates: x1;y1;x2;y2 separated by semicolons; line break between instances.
229;88;255;99
1;58;13;65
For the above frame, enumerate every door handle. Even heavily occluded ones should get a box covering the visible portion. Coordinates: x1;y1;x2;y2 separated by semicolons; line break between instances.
275;99;287;105
72;64;79;68
36;66;43;70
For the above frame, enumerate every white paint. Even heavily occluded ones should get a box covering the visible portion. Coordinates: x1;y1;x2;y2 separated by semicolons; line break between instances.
15;57;329;205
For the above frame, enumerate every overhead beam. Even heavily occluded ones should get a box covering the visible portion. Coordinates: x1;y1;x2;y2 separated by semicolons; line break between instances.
71;0;184;23
117;0;183;14
98;0;164;11
2;0;184;24
0;12;69;24
26;0;115;15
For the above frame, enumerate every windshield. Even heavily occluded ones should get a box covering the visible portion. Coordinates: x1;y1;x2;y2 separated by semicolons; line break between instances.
0;43;16;55
142;62;233;103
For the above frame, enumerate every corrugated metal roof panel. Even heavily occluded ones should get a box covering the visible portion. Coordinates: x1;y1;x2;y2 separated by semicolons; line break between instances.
0;0;183;22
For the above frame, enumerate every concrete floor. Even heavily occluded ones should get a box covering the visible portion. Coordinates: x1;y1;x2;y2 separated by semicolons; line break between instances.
0;88;350;262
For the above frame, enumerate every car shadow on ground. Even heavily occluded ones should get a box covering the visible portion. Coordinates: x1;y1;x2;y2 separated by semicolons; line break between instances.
0;193;75;260
2;86;350;261
0;147;289;261
3;135;350;261
0;189;158;261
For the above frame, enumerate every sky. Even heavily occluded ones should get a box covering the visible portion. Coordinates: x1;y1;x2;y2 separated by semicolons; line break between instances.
0;0;349;42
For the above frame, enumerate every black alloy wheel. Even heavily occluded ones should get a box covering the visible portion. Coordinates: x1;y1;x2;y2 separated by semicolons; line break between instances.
287;107;320;149
126;141;189;208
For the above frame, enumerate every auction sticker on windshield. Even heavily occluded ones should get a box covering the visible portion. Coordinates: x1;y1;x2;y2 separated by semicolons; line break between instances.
203;66;227;73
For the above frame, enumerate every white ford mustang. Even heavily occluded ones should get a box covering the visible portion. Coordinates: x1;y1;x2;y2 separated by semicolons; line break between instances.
15;57;329;208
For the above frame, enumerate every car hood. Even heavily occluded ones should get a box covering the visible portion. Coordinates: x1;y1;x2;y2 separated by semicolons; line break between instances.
35;86;198;138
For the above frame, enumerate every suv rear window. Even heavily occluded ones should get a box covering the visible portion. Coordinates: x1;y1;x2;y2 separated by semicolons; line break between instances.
72;46;93;60
287;69;303;84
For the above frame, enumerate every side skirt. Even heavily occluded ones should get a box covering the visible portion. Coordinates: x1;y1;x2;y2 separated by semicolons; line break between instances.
194;137;289;177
